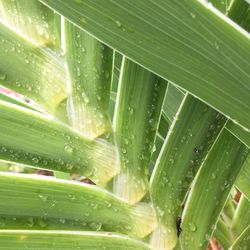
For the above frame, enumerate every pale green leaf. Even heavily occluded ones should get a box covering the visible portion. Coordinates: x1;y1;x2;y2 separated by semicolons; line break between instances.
65;21;112;139
163;83;184;124
231;195;250;239
180;130;248;249
150;94;226;250
229;225;250;249
0;172;156;238
0;22;66;113
40;0;250;131
113;58;167;204
213;218;233;249
0;0;60;49
0;100;117;185
235;155;250;200
0;230;152;250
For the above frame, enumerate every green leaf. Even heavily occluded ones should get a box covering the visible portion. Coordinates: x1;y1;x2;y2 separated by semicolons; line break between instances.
0;230;152;250
64;21;113;139
0;100;117;185
0;92;42;113
235;155;250;200
162;83;184;124
180;129;248;250
228;0;250;32
226;121;250;148
40;0;250;131
113;58;167;204
213;218;233;250
231;195;250;239
0;0;60;49
157;114;169;140
0;173;156;238
150;94;226;250
111;51;122;93
161;83;250;149
221;193;237;225
209;0;233;13
229;225;250;249
0;22;66;113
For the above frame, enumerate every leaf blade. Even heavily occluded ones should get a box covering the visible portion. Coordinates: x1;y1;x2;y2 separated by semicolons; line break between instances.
0;100;117;185
40;0;250;130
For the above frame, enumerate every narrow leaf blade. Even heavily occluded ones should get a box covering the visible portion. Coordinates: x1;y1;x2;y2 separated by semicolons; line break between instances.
0;100;117;185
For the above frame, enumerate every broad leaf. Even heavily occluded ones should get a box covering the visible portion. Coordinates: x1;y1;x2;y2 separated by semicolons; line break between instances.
40;0;250;131
0;0;60;49
0;22;66;113
65;21;113;139
113;58;167;204
229;225;250;249
0;230;152;250
180;130;248;249
0;100;117;185
0;173;156;237
150;94;226;249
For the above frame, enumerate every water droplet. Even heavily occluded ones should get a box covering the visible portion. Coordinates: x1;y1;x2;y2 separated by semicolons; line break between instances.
76;67;81;77
32;157;39;164
59;218;66;224
190;12;196;19
124;138;129;145
105;71;110;79
89;222;102;231
156;206;164;217
115;20;122;27
37;219;47;228
27;217;34;227
211;173;217;179
189;222;197;232
64;144;73;154
38;194;48;202
105;201;112;208
81;92;90;104
214;41;220;50
0;73;6;80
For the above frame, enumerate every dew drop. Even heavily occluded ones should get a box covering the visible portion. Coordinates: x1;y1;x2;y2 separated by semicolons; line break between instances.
64;144;73;154
190;12;196;19
115;20;122;27
124;138;129;145
105;71;110;79
0;73;6;80
81;92;90;104
37;219;47;228
59;218;66;224
90;222;102;231
32;157;39;164
189;222;197;232
38;194;48;202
